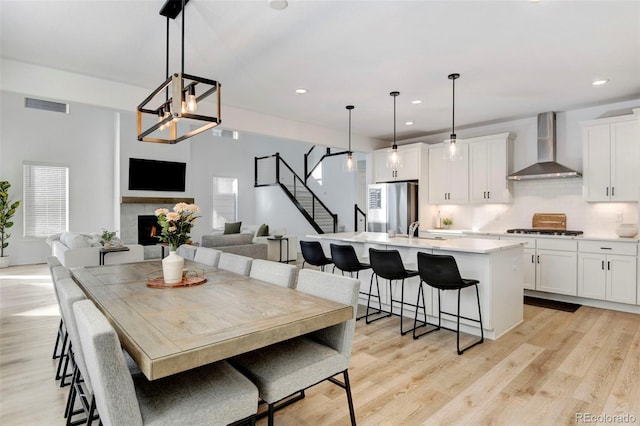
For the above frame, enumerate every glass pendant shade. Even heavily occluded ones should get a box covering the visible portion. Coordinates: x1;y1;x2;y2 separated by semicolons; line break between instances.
444;73;462;161
386;91;402;169
443;135;462;161
343;105;356;172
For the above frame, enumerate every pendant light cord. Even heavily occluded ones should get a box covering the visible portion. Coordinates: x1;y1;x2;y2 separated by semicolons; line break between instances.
181;0;185;75
164;16;169;102
348;108;352;153
451;77;455;135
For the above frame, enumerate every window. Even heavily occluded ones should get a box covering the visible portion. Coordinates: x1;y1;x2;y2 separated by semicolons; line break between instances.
23;163;69;238
212;177;238;229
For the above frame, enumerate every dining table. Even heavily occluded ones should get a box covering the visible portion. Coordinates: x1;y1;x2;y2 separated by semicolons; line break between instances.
70;259;353;380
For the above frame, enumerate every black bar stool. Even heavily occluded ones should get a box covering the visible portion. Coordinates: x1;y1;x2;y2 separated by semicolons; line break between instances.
367;248;419;335
300;241;333;272
413;252;484;355
330;243;372;320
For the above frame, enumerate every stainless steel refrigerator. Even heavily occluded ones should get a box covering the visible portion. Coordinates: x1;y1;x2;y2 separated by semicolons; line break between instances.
367;182;418;235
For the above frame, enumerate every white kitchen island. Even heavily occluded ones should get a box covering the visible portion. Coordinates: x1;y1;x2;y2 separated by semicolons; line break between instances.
308;232;525;340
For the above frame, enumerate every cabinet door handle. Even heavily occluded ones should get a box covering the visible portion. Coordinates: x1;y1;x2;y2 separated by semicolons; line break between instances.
601;260;605;270
611;187;615;196
606;187;609;196
531;254;535;263
607;261;610;270
537;255;540;264
487;191;490;199
600;247;612;250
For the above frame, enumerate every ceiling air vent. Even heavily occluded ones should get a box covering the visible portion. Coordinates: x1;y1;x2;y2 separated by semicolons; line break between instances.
212;128;238;139
24;97;69;114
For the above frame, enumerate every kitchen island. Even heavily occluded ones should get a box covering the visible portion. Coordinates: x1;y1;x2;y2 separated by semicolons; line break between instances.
308;232;525;339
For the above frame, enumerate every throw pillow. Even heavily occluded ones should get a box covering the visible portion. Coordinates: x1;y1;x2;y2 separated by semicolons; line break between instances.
223;221;242;234
256;224;269;237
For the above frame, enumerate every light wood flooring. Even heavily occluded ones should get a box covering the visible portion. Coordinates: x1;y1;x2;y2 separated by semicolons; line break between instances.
1;263;639;425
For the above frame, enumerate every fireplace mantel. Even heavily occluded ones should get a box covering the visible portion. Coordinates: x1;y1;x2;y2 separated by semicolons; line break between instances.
121;197;195;204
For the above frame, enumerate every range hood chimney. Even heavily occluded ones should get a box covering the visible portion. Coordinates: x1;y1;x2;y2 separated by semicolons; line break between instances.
507;112;581;180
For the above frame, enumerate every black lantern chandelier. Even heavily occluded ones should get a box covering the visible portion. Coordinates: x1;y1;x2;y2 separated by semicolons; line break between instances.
386;91;402;169
137;0;221;144
344;105;355;172
443;73;462;160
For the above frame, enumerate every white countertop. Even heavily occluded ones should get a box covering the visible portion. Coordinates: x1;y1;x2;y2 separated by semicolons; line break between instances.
420;229;639;243
310;232;524;254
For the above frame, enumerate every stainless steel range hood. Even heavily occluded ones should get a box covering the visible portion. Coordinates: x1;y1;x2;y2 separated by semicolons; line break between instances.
507;112;581;180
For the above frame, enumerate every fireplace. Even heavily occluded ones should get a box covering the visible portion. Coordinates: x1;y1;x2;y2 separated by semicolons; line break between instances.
138;215;160;246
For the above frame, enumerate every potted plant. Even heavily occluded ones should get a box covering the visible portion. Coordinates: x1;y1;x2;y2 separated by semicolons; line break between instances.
101;229;117;248
0;181;21;268
442;217;453;229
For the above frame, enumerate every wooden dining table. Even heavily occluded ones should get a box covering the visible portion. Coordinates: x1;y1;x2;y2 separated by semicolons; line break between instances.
70;260;353;380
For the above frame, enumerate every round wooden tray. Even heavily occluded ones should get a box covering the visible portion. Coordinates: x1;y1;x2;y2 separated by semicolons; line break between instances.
147;276;207;288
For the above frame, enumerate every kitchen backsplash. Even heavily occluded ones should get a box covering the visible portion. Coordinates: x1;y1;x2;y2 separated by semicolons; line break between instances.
429;178;638;236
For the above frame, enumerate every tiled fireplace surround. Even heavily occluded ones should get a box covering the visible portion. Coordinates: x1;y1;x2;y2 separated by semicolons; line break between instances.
120;197;195;259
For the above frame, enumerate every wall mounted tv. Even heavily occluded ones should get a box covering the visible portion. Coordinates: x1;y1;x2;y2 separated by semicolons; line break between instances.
128;158;186;192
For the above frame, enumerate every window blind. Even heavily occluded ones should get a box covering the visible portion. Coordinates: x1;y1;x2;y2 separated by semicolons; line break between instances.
212;177;237;229
23;163;69;238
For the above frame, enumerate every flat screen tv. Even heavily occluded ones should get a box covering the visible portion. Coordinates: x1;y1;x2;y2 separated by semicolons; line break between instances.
128;158;186;192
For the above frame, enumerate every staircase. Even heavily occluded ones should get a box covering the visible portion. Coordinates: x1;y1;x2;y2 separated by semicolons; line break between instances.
255;153;337;234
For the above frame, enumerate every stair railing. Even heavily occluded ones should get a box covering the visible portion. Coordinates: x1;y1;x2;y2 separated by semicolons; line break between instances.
354;204;367;232
255;153;338;234
304;146;348;184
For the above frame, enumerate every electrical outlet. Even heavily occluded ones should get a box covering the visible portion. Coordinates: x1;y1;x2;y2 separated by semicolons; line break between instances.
616;213;623;223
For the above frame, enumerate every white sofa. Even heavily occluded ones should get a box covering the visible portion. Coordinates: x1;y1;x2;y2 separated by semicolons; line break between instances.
47;232;144;268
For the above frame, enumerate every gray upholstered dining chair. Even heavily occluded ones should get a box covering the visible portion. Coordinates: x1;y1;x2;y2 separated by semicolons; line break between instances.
51;265;73;385
176;244;198;261
56;277;98;425
218;252;253;276
47;257;65;362
249;259;297;288
193;246;222;266
232;269;359;426
73;299;259;426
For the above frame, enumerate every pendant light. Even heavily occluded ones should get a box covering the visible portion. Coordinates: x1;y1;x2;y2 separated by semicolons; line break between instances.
344;105;355;172
386;91;402;169
137;0;221;144
443;73;462;161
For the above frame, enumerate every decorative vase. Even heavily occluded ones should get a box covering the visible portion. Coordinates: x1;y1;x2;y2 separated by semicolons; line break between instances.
162;250;184;284
0;256;9;269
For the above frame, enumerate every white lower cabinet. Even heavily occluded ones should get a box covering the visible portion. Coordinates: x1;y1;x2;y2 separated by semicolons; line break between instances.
501;236;577;295
536;249;577;295
578;241;637;305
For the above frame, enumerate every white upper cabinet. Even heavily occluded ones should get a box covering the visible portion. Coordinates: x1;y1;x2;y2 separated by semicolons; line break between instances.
582;113;640;202
468;133;513;204
428;143;469;204
374;143;422;182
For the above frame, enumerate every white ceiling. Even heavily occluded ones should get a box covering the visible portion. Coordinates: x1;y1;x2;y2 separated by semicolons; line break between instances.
1;0;639;142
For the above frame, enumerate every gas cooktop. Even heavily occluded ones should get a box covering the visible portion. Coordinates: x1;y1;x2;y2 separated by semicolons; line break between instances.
506;228;583;236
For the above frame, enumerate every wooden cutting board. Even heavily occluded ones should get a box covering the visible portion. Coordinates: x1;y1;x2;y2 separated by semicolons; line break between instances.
532;213;566;230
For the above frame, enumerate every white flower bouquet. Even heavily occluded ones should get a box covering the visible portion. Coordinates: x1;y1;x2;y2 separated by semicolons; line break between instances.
154;203;200;250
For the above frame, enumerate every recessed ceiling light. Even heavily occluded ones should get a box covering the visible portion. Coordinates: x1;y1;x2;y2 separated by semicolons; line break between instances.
592;79;610;86
295;88;308;94
268;0;288;10
405;121;414;126
411;100;422;104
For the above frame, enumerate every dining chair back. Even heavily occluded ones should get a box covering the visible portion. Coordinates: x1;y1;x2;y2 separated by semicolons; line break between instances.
56;277;98;424
413;252;484;354
47;256;62;273
176;244;198;261
299;240;333;272
249;259;297;288
218;252;253;276
193;246;221;266
74;300;259;426
231;269;359;425
51;265;73;383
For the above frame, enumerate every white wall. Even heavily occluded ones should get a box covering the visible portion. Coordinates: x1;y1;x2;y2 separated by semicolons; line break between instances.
0;91;117;264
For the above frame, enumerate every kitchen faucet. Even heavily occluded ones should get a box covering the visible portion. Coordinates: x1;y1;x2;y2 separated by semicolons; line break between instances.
409;221;419;238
